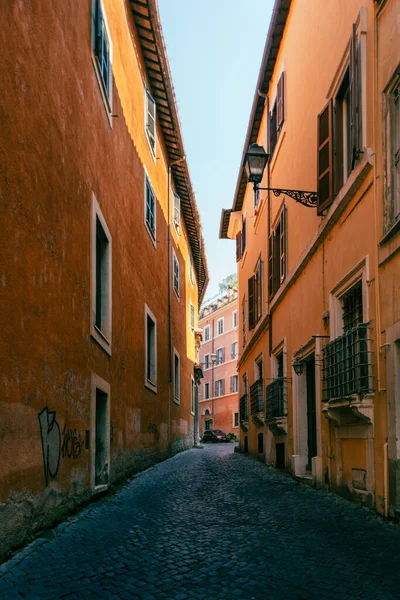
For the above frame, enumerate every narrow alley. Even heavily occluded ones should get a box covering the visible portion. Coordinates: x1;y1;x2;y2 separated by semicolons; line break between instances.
1;445;400;600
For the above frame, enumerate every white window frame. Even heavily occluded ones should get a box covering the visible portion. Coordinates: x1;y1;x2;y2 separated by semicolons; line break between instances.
231;374;238;393
144;171;156;246
233;310;238;329
231;341;238;359
91;193;112;356
173;250;180;298
174;348;180;404
90;373;111;494
217;317;224;336
215;378;224;397
189;254;194;286
144;304;157;393
204;382;210;399
190;301;195;332
233;412;239;428
204;353;210;370
173;192;181;232
91;0;113;125
145;88;156;159
204;325;210;342
216;347;224;365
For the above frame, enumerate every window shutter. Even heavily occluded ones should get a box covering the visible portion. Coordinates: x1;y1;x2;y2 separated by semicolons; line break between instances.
230;376;233;393
349;23;357;170
236;231;242;262
173;193;180;227
273;232;280;294
280;207;287;283
146;91;156;152
242;217;247;254
317;99;334;215
268;234;274;300
221;379;225;396
248;276;255;330
270;105;277;156
277;72;285;129
221;347;225;363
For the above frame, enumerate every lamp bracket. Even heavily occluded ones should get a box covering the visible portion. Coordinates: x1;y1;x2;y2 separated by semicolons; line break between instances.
255;185;317;208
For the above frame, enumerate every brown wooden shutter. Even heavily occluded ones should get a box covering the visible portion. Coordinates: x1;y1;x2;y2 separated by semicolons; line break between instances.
242;217;247;253
349;23;357;170
317;99;334;215
221;379;225;396
270;106;277;156
273;232;280;293
268;234;274;300
279;206;287;283
277;72;285;129
248;276;255;330
236;231;242;262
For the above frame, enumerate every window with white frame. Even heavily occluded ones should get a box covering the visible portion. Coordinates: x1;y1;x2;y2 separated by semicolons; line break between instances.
174;349;180;403
145;89;156;156
91;0;113;110
190;302;195;331
217;318;224;335
215;379;225;397
233;412;239;427
145;175;156;242
231;341;238;359
173;251;179;297
233;310;238;328
216;347;225;365
230;375;238;393
204;325;210;342
384;72;400;230
173;192;180;230
204;382;210;399
189;254;194;285
204;354;210;370
91;195;112;354
145;305;157;392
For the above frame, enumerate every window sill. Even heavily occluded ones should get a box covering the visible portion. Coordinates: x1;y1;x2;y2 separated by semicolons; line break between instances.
91;326;112;356
145;380;157;394
173;397;180;405
173;288;180;301
91;55;113;129
145;129;157;164
145;221;157;248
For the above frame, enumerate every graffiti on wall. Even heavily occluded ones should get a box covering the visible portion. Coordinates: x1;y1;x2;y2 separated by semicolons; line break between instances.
38;407;86;485
38;407;61;485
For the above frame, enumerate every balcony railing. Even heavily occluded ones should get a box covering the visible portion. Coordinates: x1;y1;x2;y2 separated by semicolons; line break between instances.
322;323;373;401
239;393;248;422
265;378;287;420
250;379;264;415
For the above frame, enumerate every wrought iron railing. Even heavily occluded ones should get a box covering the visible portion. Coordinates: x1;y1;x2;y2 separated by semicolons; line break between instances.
322;323;373;401
239;393;248;422
250;379;264;415
265;378;287;420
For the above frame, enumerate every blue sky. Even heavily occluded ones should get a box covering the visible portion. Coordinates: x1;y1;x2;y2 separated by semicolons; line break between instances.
158;0;274;303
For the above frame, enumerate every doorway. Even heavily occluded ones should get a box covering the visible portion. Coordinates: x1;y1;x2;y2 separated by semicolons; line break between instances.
306;357;317;471
95;388;109;487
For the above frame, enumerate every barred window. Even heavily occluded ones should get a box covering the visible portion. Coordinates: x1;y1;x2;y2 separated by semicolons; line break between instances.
342;281;363;331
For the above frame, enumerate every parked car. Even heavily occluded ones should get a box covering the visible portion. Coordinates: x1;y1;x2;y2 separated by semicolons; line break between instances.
202;429;228;443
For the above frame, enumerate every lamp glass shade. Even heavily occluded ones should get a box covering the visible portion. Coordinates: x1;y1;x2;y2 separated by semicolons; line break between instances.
293;359;303;376
244;143;269;184
210;353;217;364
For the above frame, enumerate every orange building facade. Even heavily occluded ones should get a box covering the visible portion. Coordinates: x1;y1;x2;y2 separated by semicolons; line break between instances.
220;0;400;515
198;290;239;438
0;0;208;561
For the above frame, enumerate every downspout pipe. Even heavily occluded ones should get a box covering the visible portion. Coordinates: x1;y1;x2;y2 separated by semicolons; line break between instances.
167;156;186;456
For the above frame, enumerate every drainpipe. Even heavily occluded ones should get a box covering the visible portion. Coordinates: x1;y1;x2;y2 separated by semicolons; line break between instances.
167;156;186;456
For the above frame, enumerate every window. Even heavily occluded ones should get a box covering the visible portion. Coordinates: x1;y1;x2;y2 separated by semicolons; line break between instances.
173;251;179;297
216;347;225;365
269;72;285;157
204;382;210;399
91;195;112;354
268;206;287;300
215;379;225;397
248;257;263;330
189;254;194;285
145;89;156;156
204;354;210;370
317;21;364;214
173;192;180;230
145;305;157;392
217;318;224;335
91;0;113;109
242;296;247;348
276;351;284;379
233;310;238;329
204;325;210;342
191;377;196;415
145;175;156;242
233;412;239;427
342;280;363;331
190;302;195;331
174;349;180;403
231;341;238;359
230;375;238;393
384;72;400;230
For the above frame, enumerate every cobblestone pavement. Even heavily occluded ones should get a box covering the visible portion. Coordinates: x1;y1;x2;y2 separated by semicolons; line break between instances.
1;444;400;600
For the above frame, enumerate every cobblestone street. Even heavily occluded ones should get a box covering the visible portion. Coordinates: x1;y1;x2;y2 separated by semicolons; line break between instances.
1;444;400;599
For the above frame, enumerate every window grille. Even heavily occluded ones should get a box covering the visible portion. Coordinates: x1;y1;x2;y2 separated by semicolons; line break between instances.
322;323;372;400
266;378;287;420
250;379;264;415
342;280;363;331
239;393;248;422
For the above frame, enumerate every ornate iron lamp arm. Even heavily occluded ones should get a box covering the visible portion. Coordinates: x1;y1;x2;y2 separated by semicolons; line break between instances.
255;185;317;208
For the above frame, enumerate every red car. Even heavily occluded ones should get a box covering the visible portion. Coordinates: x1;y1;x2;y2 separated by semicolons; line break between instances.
202;429;228;443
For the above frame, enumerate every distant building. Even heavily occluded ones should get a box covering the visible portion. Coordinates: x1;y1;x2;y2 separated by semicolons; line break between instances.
0;0;208;561
199;289;239;437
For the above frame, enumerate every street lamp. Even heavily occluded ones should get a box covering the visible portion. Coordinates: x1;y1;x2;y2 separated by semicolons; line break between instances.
244;143;318;207
292;358;303;376
210;352;217;422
